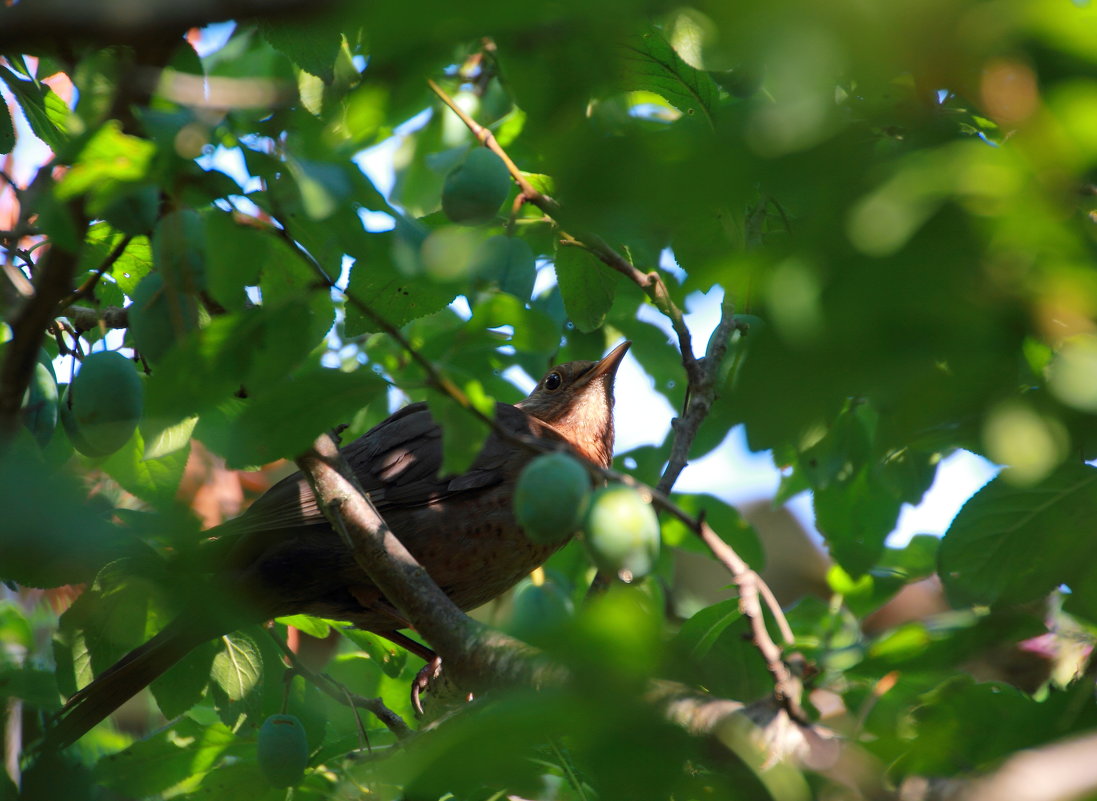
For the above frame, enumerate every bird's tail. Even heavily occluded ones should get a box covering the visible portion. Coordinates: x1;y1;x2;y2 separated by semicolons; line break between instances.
43;616;213;750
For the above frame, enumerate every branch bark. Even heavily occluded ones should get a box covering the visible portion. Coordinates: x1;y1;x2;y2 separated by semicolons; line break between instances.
293;434;563;700
0;197;88;447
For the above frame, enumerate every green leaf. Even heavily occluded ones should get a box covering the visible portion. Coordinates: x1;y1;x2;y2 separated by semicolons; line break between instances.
142;415;199;460
275;615;332;639
0;666;59;707
260;16;344;83
150;639;218;720
211;631;263;703
55;121;155;210
100;425;190;508
220;366;386;468
0;454;132;588
340;628;408;679
672;598;742;662
93;718;237;798
0;96;14;154
554;242;617;333
0;65;68;150
939;462;1097;608
663;493;764;569
620;30;720;126
0;602;33;652
344;236;459;336
73;223;152;295
55;561;161;681
144;307;272;421
814;469;901;577
203;212;265;311
469;292;561;355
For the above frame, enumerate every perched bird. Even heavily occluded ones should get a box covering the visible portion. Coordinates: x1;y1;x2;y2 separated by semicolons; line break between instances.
47;341;630;747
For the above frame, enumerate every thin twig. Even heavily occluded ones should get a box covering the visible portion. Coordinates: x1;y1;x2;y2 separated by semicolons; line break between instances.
0;170;21;200
266;627;411;739
427;78;701;385
57;233;133;310
656;297;738;496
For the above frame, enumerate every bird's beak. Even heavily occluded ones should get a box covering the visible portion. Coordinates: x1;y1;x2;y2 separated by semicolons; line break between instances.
580;340;631;385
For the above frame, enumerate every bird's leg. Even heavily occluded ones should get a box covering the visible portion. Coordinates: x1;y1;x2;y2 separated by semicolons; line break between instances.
375;630;442;715
412;655;443;716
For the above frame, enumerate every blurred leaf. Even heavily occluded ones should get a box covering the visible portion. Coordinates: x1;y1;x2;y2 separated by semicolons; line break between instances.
895;677;1097;777
673;597;742;662
100;425;190;508
150;639;218;720
220;366;385;468
203;212;267;311
0;603;32;653
469;292;560;355
554;242;618;333
55;121;155;211
0;454;136;588
0;666;58;706
663;493;764;569
814;469;901;577
939;463;1097;608
93;718;238;798
260;16;344;83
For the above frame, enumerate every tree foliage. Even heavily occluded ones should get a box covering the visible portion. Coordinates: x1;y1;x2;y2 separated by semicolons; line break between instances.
2;1;1097;799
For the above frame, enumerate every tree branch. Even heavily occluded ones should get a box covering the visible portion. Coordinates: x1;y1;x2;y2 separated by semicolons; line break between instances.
265;627;411;740
293;434;563;700
427;78;702;385
0;199;88;447
57;234;133;311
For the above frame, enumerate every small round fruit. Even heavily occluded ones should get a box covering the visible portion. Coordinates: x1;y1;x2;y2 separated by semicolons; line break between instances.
257;713;309;788
128;272;199;362
513;452;592;545
506;576;574;640
583;485;661;580
441;148;511;225
24;358;59;447
62;351;143;457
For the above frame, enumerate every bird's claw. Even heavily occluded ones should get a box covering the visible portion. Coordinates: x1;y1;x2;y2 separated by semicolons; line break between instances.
411;655;443;716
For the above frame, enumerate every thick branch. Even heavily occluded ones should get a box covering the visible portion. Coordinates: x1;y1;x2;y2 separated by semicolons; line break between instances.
294;434;560;698
63;305;129;332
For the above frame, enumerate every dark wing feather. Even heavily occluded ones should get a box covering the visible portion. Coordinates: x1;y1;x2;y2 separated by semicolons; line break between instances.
220;402;565;538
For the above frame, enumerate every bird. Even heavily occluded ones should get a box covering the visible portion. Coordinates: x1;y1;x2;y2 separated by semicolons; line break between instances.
45;341;631;748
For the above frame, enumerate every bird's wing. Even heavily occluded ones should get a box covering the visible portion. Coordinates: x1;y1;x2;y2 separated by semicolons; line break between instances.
218;402;563;538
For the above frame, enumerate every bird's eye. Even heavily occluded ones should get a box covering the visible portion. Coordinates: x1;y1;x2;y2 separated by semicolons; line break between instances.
544;372;563;391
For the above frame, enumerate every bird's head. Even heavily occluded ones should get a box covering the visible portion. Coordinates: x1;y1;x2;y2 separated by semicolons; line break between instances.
516;341;631;468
